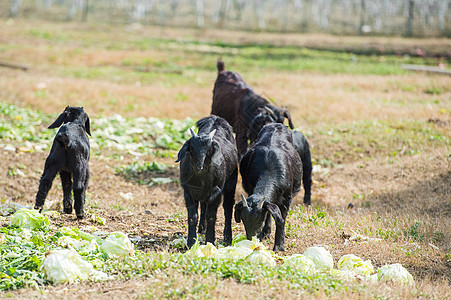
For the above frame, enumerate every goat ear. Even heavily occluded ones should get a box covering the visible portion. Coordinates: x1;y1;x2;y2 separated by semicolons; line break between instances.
263;202;284;225
284;110;294;129
175;141;189;163
48;112;67;129
85;115;91;136
234;201;243;223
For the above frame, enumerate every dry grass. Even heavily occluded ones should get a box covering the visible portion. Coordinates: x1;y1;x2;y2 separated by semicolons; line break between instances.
0;20;450;298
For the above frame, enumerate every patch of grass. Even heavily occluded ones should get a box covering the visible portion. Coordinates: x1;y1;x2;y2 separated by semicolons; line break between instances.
166;212;184;223
424;86;445;95
27;29;68;42
404;222;424;242
313;119;449;165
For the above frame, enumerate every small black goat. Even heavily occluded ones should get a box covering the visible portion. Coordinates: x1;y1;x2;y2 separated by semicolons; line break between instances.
211;59;294;155
235;123;302;251
34;106;91;219
176;116;238;248
247;121;312;206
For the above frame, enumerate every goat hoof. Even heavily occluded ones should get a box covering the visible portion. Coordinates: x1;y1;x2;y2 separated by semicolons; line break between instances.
273;245;285;252
76;214;84;220
64;207;73;214
34;205;43;213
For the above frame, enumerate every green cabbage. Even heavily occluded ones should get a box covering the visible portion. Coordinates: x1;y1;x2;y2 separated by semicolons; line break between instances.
100;232;135;257
283;254;316;274
377;263;414;285
245;250;276;266
235;237;267;250
337;254;374;276
41;249;108;284
215;245;253;260
9;208;49;229
303;246;334;271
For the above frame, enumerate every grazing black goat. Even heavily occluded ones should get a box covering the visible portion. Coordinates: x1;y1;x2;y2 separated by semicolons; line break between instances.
235;123;302;251
211;59;294;155
247;122;312;206
34;106;91;219
176;116;238;248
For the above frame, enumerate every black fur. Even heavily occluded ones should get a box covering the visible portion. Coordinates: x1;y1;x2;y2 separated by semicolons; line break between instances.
211;59;294;156
236;123;302;251
177;116;238;248
34;106;91;219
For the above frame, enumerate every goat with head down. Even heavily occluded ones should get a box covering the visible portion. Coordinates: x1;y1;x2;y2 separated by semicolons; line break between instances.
34;106;91;219
211;59;294;156
247;117;312;206
176;116;238;248
235;123;302;251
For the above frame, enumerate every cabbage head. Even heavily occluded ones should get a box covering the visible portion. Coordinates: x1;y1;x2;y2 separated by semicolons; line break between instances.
377;263;414;285
303;246;334;271
9;208;49;229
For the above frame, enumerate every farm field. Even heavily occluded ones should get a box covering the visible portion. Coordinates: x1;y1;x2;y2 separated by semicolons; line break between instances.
0;20;450;299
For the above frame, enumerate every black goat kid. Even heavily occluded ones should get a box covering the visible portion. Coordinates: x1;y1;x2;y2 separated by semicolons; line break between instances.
176;116;238;248
34;106;91;219
248;123;313;206
235;123;302;251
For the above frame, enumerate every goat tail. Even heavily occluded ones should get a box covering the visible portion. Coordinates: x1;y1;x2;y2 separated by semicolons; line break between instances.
217;59;225;72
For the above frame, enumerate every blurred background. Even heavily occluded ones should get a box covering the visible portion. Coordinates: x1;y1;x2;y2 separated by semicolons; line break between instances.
2;0;450;37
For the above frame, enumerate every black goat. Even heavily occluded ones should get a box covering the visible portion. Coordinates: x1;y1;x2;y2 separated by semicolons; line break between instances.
247;120;312;206
211;59;294;156
235;123;302;251
176;116;238;248
34;106;91;219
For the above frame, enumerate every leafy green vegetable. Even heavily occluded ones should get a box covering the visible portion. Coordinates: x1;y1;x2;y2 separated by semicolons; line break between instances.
303;246;334;271
100;232;135;257
41;249;108;284
377;263;414;285
9;209;49;230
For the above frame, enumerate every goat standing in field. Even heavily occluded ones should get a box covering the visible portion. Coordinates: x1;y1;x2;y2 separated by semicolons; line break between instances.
176;116;238;248
34;106;91;219
235;123;302;251
211;59;294;156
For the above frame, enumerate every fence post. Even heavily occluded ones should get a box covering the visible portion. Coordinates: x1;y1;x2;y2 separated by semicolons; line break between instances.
406;0;414;37
359;0;366;35
82;0;89;22
218;0;229;28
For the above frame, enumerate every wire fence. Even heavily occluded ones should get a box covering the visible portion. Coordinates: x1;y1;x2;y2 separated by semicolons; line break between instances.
1;0;450;37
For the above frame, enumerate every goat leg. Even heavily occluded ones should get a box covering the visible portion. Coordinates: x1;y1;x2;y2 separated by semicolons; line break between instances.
73;169;89;219
73;188;86;219
185;191;199;248
205;187;221;245
273;202;290;251
258;214;272;241
198;202;207;235
34;167;58;212
302;148;313;206
222;170;238;245
273;220;286;252
60;171;73;214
